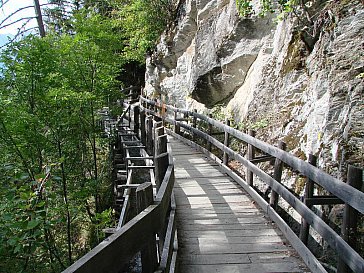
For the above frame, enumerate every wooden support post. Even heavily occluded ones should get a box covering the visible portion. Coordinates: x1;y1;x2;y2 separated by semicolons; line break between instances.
192;109;197;142
174;105;180;134
146;116;154;155
128;105;131;127
246;130;256;187
223;119;230;165
155;135;168;190
269;141;286;210
136;183;158;273
140;110;146;146
207;114;213;152
299;154;317;245
154;99;158;114
134;106;140;137
154;125;165;153
153;121;163;145
154;99;162;122
337;165;363;273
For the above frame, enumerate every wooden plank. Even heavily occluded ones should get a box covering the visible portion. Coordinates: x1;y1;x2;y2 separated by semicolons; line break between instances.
269;141;286;209
175;195;251;204
305;196;344;205
178;262;305;273
155;165;175;220
178;229;283;238
223;119;230;165
176;211;264;219
174;164;222;171
174;187;245;196
178;223;278;231
175;177;235;184
177;217;267;225
176;206;262;215
174;169;227;179
179;242;289;254
179;253;250;265
158;206;176;271
179;235;286;245
248;252;304;263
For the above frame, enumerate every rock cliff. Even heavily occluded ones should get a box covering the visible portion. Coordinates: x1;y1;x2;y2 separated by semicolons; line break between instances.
144;0;364;185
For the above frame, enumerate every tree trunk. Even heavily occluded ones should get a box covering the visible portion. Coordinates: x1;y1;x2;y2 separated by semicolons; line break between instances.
33;0;46;37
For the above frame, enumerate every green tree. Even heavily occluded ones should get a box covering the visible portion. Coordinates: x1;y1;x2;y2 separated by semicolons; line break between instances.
0;9;122;272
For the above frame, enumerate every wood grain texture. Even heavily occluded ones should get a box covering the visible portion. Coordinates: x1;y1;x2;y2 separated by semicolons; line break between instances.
169;137;309;273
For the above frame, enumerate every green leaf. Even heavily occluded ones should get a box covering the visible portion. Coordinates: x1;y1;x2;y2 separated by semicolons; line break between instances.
26;219;41;230
8;238;17;246
14;244;21;254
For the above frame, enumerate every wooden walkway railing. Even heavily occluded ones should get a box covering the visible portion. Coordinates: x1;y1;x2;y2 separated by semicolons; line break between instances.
63;99;178;273
63;94;363;273
139;96;364;273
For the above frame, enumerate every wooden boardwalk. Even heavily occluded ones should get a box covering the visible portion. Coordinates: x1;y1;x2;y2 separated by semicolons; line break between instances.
169;137;309;273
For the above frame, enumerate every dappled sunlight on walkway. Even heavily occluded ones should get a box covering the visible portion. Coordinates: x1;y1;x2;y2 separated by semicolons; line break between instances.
170;137;309;273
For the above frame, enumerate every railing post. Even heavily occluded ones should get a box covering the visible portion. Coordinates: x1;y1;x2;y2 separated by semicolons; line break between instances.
146;116;154;155
337;165;363;273
192;109;197;142
154;132;168;190
223;119;230;165
154;99;162;122
136;182;158;273
173;105;180;134
128;105;131;127
207;114;213;152
134;105;140;137
246;129;256;187
140;109;146;146
299;154;317;245
153;121;163;144
269;141;286;210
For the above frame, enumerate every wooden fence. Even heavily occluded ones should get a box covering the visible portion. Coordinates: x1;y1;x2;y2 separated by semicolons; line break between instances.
140;96;364;273
63;101;177;273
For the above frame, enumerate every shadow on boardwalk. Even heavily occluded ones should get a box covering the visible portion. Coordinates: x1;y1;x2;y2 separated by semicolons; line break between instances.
170;137;309;273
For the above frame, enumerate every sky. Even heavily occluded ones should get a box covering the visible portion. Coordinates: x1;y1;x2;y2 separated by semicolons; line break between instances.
0;0;48;45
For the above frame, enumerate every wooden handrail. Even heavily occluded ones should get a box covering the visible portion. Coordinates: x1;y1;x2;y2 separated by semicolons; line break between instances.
140;96;364;273
140;96;364;214
63;99;177;273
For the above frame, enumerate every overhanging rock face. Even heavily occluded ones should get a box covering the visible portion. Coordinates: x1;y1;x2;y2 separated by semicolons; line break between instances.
144;0;273;108
145;0;364;189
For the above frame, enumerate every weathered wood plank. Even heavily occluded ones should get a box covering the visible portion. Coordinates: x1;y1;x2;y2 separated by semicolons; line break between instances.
179;235;286;245
176;211;264;219
179;262;305;273
179;242;290;254
179;253;250;265
178;223;279;231
178;229;283;238
174;187;245;196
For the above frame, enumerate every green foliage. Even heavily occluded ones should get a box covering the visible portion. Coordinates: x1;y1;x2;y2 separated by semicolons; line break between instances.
113;0;174;63
0;1;173;271
235;0;253;17
236;0;297;18
0;8;122;272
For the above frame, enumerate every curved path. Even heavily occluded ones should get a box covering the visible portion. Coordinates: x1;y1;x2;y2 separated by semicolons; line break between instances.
169;137;309;273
